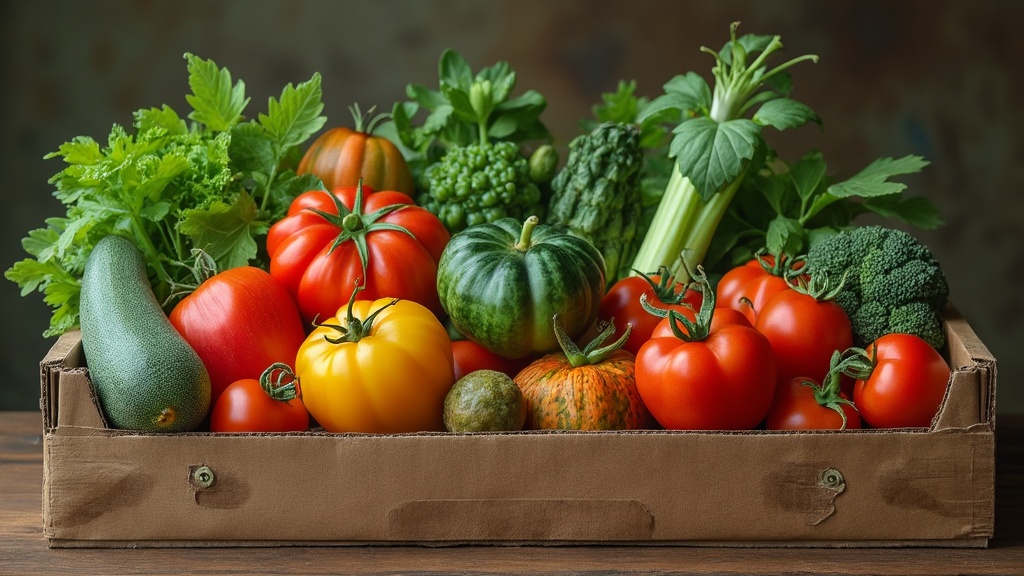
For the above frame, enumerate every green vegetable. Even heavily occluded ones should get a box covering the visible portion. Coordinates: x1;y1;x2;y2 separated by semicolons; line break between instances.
436;216;605;359
582;80;676;233
5;53;326;336
420;140;545;232
706;150;941;274
630;23;820;281
443;369;527;432
547;122;644;286
391;48;554;233
805;225;950;349
79;235;211;432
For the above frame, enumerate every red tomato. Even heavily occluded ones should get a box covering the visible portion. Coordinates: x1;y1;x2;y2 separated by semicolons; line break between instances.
266;184;450;324
754;288;853;386
170;266;307;405
209;367;309;433
716;254;803;324
599;270;703;356
765;376;861;431
853;333;951;428
636;304;776;430
452;339;532;381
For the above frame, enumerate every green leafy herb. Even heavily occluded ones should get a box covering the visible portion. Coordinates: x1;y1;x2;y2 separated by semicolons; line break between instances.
707;150;940;271
5;53;326;337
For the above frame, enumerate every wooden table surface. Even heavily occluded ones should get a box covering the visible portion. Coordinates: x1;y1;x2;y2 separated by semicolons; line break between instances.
2;411;1022;576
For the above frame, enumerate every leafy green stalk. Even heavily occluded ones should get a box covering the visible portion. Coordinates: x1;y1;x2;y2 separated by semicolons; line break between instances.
631;23;819;280
6;53;326;336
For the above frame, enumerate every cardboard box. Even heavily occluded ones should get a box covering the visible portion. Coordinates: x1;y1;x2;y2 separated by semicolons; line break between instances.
38;307;996;548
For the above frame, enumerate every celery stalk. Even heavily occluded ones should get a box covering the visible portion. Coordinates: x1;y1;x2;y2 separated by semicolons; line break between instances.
630;22;818;281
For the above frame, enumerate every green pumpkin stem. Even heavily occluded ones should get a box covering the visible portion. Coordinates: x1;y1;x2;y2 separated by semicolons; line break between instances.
515;215;540;252
552;313;632;367
259;362;301;402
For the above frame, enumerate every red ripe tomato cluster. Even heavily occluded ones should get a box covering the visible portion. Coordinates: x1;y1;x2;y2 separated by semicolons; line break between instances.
598;255;951;432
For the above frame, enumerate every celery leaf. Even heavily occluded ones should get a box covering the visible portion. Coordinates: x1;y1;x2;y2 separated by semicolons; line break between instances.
671;117;760;201
257;72;326;153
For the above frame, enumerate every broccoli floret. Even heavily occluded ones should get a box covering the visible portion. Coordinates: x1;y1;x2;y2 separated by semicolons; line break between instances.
806;225;950;349
419;141;544;233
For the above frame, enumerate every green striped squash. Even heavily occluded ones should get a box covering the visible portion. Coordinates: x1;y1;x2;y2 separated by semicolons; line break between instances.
436;216;605;359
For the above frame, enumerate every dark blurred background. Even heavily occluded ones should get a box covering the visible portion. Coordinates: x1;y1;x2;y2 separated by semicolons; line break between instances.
2;0;1021;414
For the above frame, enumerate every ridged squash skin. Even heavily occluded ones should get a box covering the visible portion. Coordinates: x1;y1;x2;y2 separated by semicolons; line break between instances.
79;235;211;432
436;217;605;359
515;350;652;430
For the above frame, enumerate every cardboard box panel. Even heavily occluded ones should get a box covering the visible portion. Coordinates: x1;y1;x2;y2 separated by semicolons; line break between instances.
39;307;996;548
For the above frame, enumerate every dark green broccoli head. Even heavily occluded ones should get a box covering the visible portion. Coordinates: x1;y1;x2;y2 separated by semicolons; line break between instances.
419;141;543;233
807;225;949;349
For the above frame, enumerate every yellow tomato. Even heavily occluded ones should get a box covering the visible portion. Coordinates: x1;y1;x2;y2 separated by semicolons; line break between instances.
295;297;455;433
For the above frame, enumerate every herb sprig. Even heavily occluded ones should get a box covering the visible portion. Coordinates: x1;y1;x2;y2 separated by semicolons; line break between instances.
5;53;326;336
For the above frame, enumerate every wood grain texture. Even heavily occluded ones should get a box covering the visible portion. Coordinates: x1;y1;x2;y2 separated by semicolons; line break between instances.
1;411;1022;576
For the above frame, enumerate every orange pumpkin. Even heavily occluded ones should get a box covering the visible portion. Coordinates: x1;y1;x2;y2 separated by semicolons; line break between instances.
514;315;653;430
298;104;415;195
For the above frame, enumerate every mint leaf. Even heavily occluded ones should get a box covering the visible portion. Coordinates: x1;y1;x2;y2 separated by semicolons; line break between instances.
827;155;930;198
184;52;249;132
258;72;326;153
178;192;262;271
671;117;760;201
753;98;821;131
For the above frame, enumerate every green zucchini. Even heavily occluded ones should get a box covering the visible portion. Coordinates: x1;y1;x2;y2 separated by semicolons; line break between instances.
79;235;210;432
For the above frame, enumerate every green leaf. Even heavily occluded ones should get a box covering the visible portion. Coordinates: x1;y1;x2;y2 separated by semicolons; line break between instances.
765;215;806;256
439;49;473;90
134;105;188;135
477;61;515;103
591;80;642;124
178;192;262;271
789;151;827;202
257;72;326;152
406;84;447;110
638;72;710;123
184;53;249;132
753;98;821;131
229;122;276;176
670;117;760;201
827;155;930;198
862;194;944;229
46;136;103;165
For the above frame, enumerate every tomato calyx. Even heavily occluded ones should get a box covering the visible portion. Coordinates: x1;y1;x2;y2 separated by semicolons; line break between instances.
514;215;540;252
553;313;631;367
641;266;715;342
755;248;806;280
787;269;849;302
634;265;692;305
259;362;301;403
802;350;862;430
316;281;399;344
305;180;416;276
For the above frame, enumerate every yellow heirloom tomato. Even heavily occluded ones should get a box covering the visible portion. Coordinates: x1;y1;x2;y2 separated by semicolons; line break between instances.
294;287;455;433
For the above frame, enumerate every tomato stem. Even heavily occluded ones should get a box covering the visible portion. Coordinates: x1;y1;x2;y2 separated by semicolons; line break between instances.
316;280;400;344
259;362;301;402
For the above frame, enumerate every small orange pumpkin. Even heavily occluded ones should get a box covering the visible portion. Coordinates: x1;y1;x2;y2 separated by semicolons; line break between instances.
298;104;415;195
514;315;653;430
